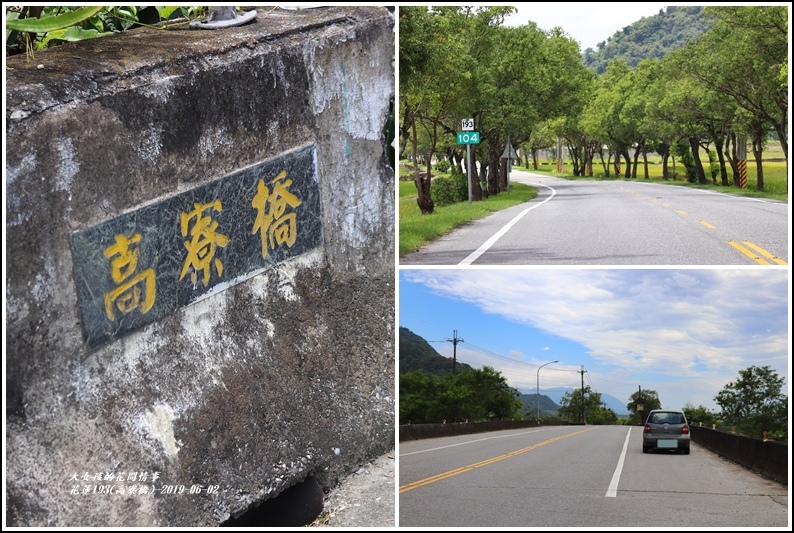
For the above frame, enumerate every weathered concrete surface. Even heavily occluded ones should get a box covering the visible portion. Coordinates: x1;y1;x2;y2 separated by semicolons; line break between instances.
5;6;395;527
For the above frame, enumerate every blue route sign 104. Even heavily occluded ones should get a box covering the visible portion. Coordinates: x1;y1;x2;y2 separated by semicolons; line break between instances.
456;131;480;145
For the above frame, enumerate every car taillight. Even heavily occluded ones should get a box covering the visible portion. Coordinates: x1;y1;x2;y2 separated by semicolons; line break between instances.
682;424;689;434
644;424;651;433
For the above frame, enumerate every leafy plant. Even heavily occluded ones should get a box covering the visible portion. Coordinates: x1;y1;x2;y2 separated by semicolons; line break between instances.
5;5;208;59
434;160;451;173
5;6;104;33
715;365;787;440
430;171;467;207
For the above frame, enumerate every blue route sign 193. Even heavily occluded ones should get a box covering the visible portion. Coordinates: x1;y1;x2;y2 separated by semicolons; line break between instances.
456;131;480;145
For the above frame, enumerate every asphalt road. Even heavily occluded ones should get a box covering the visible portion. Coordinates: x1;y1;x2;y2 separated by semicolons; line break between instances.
400;170;789;266
398;426;788;528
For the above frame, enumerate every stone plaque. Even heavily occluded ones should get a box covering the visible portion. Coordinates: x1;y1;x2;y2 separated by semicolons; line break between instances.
71;144;322;348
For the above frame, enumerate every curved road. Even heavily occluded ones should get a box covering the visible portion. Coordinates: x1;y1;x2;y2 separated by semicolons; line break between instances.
398;425;788;527
400;170;789;266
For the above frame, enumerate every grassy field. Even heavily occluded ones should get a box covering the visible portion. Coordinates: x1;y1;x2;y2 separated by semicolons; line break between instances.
525;143;789;200
399;179;537;256
399;146;788;257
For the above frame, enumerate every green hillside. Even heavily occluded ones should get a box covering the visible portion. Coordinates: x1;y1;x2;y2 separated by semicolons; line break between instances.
399;326;474;376
583;6;713;74
517;393;560;418
400;327;560;417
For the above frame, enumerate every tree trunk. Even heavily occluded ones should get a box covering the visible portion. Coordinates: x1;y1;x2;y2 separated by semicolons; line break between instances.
642;143;649;179
658;142;669;180
631;144;641;179
569;142;581;176
622;148;632;179
713;136;729;186
751;122;765;191
412;118;434;214
399;100;413;161
773;110;788;162
700;141;717;184
471;152;483;201
724;131;740;187
487;159;499;196
688;137;707;184
600;150;611;179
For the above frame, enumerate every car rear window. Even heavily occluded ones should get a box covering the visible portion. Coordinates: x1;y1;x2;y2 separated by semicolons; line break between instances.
650;412;684;424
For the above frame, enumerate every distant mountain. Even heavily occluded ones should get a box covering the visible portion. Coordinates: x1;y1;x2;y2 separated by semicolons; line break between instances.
522;386;629;415
517;393;559;418
399;326;475;376
583;6;713;74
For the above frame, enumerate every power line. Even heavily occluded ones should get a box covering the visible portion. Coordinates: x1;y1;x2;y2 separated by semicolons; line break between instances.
429;330;584;388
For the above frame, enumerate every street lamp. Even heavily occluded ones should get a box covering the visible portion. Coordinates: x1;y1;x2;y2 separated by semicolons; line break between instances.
537;360;558;422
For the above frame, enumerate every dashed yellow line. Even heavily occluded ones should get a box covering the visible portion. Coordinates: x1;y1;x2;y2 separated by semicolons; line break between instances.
611;186;786;265
399;427;597;493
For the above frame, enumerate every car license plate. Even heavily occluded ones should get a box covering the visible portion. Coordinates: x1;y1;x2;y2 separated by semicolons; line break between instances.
658;439;678;448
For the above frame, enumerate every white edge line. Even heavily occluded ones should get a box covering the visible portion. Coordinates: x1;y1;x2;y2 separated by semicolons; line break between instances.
399;426;566;457
606;427;632;497
458;182;556;266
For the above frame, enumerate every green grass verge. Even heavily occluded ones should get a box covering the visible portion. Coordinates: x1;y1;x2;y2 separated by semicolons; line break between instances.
399;180;537;256
527;158;788;201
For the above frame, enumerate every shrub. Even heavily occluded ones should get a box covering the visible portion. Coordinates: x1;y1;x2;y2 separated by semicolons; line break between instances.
434;160;451;173
431;171;468;206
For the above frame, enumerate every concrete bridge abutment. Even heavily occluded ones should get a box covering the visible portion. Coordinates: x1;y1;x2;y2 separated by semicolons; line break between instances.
5;6;395;526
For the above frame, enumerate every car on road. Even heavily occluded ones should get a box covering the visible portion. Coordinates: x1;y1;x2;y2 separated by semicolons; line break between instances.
642;409;690;454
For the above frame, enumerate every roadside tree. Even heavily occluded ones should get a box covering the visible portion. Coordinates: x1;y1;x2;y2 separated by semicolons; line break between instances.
682;402;718;429
626;388;662;425
558;386;617;425
714;365;787;439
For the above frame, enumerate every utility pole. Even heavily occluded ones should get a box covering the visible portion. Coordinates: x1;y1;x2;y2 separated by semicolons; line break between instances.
638;385;644;426
446;330;463;374
577;366;587;424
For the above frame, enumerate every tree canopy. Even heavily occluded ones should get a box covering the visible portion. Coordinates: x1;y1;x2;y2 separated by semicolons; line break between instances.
558;386;618;425
626;388;662;425
714;365;787;439
400;5;788;204
400;366;523;424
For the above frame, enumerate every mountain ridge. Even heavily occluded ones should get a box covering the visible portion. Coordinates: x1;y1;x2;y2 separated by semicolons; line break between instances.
520;386;630;415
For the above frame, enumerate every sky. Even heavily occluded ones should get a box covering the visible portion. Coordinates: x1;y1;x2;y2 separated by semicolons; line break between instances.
399;268;790;413
503;2;670;51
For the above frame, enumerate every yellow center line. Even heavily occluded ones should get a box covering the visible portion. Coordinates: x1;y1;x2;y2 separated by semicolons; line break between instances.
699;220;715;229
739;241;787;265
676;210;687;216
399;427;597;493
728;241;771;265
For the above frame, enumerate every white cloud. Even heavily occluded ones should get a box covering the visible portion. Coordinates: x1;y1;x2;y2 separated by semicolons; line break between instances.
404;269;789;410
